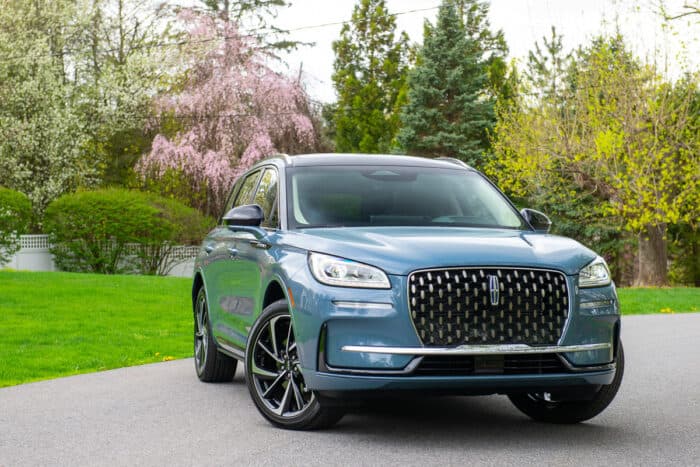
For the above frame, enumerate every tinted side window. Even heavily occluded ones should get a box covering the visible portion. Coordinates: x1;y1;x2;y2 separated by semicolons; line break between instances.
253;168;279;228
233;171;262;208
221;178;244;220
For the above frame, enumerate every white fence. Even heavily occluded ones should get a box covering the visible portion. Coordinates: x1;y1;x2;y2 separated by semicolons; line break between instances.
4;235;197;277
5;235;56;272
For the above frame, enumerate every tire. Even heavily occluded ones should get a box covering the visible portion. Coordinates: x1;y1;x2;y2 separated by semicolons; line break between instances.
194;287;238;382
508;342;625;424
245;300;344;430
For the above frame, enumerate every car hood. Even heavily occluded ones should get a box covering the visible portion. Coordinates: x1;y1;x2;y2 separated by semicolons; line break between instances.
279;227;596;276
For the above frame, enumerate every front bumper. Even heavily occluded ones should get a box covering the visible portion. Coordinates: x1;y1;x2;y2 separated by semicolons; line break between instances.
303;368;616;392
288;269;620;392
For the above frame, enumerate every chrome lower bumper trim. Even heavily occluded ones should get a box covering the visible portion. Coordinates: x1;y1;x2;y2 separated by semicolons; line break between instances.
341;343;610;356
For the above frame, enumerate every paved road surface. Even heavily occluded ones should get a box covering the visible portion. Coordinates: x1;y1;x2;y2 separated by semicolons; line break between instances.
1;314;699;466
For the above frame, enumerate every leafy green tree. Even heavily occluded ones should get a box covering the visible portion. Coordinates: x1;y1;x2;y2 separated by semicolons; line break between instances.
0;187;32;265
0;0;96;215
495;28;636;283
490;35;699;286
332;0;410;153
75;0;176;186
0;0;175;214
397;0;495;167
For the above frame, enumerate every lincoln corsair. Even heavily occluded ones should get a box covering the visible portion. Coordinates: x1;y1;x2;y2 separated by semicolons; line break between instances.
192;154;623;429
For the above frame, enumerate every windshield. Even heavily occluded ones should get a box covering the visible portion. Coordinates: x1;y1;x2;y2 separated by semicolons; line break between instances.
287;165;526;230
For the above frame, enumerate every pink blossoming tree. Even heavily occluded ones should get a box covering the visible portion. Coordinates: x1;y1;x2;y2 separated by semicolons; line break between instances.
137;10;317;215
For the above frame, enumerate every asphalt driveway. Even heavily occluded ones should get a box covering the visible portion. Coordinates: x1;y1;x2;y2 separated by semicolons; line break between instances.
1;314;699;466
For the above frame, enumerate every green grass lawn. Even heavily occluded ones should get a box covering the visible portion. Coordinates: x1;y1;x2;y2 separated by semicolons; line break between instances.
617;287;699;314
0;271;192;388
0;270;698;388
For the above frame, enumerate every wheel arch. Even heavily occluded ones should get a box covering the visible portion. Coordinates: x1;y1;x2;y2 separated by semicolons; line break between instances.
192;271;205;311
262;277;289;310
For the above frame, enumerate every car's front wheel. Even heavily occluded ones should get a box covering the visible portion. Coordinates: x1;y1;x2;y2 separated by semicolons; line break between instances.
508;342;625;424
245;300;344;430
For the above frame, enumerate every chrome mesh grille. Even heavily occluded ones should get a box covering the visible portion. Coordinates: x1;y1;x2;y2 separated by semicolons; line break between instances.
408;268;569;346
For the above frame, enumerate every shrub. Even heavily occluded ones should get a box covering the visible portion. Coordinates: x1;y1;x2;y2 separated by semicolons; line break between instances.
44;189;212;274
134;194;213;275
0;187;32;265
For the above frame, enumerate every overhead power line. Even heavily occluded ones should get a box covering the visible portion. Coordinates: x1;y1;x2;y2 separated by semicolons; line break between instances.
282;5;440;33
0;4;441;65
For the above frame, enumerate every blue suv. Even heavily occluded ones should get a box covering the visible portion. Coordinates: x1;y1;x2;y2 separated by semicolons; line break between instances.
192;154;623;430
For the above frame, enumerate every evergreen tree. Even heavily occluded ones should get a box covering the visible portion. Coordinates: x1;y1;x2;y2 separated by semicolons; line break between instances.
452;0;509;100
397;1;496;167
199;0;298;51
331;0;409;153
525;26;572;102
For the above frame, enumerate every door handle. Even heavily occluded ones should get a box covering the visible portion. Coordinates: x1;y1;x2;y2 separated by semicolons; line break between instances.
227;247;239;258
249;240;271;250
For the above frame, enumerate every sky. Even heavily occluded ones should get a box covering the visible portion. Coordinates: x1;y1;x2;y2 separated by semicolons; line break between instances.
267;0;700;103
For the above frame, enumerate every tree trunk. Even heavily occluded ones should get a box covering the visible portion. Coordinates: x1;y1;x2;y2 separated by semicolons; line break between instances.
118;0;125;65
635;223;668;286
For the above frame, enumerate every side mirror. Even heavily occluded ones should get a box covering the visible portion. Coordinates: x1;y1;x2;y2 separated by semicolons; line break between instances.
520;208;552;233
223;204;264;227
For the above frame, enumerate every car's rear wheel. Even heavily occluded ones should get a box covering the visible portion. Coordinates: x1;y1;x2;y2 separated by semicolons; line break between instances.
194;287;238;382
508;342;625;424
245;300;344;430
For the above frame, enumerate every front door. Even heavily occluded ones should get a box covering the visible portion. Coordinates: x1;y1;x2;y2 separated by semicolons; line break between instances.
205;169;262;350
227;167;280;343
209;167;280;351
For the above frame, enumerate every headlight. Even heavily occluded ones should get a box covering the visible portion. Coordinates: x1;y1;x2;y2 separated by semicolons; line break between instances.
308;252;391;289
579;256;611;288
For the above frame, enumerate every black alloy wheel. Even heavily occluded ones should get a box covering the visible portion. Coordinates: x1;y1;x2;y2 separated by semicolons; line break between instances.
246;300;343;430
508;342;625;424
194;287;237;382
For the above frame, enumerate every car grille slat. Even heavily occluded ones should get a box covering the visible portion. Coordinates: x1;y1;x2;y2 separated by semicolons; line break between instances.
408;267;569;346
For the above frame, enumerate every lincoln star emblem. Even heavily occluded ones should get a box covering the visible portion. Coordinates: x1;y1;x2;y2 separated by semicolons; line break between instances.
488;275;500;306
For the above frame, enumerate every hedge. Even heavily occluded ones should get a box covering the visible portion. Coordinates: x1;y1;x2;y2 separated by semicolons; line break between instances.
44;189;212;274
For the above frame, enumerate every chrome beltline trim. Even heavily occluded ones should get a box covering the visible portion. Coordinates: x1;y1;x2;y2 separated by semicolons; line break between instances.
341;342;610;356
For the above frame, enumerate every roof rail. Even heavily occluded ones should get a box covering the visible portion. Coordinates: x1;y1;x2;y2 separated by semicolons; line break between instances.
436;157;472;169
268;153;291;162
